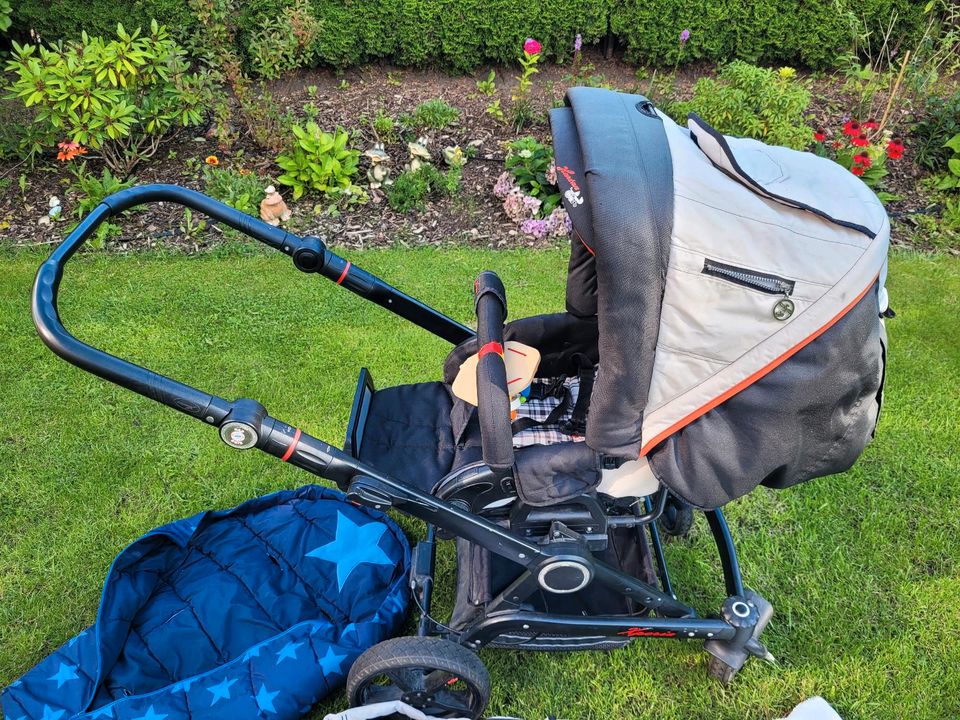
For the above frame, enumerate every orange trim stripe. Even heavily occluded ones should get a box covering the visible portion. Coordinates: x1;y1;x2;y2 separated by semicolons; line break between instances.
640;274;880;457
576;229;595;256
280;427;302;462
336;262;351;285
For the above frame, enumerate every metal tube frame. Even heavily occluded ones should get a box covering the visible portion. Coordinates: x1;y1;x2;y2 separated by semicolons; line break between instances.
32;185;753;655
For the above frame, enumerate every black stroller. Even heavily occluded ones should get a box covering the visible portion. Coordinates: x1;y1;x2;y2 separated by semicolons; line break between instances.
32;88;890;718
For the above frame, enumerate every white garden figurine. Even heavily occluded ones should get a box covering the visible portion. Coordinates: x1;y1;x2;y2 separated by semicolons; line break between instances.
407;137;431;172
364;143;392;189
259;185;292;226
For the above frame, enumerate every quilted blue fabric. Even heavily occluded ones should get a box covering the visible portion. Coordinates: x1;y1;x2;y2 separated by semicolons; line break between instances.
2;485;410;720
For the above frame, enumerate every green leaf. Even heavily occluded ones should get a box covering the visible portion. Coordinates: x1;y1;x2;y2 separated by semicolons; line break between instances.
949;158;960;179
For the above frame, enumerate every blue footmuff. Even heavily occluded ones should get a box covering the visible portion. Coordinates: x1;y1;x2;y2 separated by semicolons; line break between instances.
2;485;410;720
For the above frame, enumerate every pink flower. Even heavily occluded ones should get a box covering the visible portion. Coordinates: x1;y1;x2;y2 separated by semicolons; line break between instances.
545;163;558;185
544;206;570;236
574;34;583;53
524;38;542;56
493;171;518;199
679;28;690;45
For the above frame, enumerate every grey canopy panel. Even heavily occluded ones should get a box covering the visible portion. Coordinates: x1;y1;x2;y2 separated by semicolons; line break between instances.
549;88;674;458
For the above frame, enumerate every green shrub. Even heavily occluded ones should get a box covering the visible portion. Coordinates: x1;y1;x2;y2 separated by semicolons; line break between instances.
911;92;960;172
504;137;561;215
372;110;398;144
67;162;136;216
386;164;461;213
1;1;12;33
934;134;960;191
246;0;320;79
203;166;268;215
401;99;460;131
5;22;215;175
276;123;361;200
670;62;812;150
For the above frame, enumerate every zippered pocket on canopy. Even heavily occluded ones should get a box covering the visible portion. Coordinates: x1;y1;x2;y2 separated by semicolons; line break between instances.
702;259;797;321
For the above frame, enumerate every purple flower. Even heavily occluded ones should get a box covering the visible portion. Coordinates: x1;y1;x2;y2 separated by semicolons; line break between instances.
521;218;549;239
574;34;583;53
679;28;690;45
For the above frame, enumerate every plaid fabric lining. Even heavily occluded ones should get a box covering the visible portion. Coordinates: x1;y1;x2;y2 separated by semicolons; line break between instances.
513;375;585;448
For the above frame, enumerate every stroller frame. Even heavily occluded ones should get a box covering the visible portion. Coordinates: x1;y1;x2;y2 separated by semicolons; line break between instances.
33;186;773;708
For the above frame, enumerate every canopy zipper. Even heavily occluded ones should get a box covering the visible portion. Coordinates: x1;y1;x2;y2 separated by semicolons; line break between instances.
702;259;795;296
702;259;797;321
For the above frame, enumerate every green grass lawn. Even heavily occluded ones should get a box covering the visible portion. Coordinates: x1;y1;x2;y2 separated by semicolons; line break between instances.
1;247;959;720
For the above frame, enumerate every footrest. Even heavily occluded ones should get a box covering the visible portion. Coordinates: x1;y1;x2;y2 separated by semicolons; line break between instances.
345;368;376;458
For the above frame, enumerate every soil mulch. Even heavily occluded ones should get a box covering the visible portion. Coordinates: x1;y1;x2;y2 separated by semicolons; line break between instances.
0;50;951;253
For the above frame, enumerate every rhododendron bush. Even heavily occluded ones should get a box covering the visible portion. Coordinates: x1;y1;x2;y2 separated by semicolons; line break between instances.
5;22;215;176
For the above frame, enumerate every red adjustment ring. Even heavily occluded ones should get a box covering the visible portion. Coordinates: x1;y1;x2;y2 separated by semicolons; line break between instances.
280;427;302;462
478;341;504;359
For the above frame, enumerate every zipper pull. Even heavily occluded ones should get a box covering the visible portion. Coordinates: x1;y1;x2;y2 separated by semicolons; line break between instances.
772;286;795;321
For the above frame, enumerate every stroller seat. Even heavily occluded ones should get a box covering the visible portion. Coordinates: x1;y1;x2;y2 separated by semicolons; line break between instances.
350;312;604;504
354;370;594;500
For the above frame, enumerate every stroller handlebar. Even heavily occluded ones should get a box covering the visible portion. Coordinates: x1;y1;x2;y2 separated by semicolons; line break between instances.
32;183;474;462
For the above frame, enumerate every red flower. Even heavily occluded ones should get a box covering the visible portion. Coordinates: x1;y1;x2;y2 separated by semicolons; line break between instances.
851;134;870;147
887;138;905;160
853;153;872;168
843;121;861;137
862;119;880;131
523;38;542;56
813;129;826;142
851;165;865;176
832;140;842;149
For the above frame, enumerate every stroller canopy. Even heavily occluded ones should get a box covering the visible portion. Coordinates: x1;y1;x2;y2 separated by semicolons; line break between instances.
550;88;889;507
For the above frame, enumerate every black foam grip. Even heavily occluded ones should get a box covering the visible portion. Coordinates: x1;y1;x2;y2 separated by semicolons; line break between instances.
474;270;507;318
473;271;514;471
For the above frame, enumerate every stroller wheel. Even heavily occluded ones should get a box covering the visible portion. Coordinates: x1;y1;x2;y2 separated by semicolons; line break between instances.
707;654;739;685
658;496;694;537
346;636;491;719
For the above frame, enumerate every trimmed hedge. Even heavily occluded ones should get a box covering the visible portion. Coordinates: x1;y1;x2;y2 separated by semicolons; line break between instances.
610;0;929;69
10;0;927;71
232;0;612;72
12;0;196;42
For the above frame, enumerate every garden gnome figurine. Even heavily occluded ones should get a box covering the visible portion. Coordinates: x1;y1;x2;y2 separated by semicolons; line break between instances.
364;143;392;189
407;137;431;172
260;185;292;226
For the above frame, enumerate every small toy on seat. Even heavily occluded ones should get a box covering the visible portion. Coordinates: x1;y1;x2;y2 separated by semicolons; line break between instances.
451;341;541;415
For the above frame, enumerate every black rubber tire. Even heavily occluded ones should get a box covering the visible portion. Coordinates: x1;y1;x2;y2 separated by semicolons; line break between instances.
706;654;739;685
346;636;491;719
658;496;694;537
